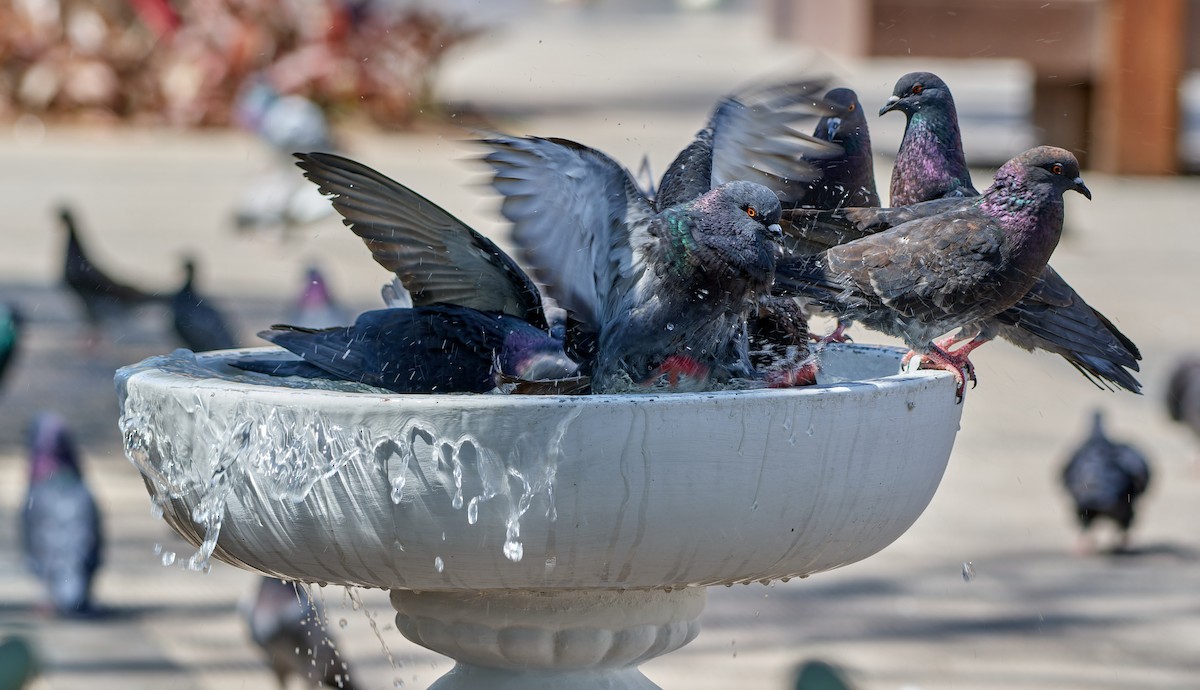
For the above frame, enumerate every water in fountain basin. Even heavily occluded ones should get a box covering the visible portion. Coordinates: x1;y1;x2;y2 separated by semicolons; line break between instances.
117;350;585;572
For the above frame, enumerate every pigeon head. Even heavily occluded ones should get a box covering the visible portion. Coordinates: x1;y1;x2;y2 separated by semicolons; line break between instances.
499;322;579;381
687;181;783;285
26;412;82;482
879;72;953;117
707;180;783;232
997;146;1091;200
814;88;868;145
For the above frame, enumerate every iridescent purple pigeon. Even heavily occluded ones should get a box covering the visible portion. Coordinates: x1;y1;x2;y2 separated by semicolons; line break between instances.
775;146;1090;400
879;71;978;206
21;412;103;617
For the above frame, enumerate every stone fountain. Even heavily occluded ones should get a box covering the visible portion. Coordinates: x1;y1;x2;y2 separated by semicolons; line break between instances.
116;342;962;690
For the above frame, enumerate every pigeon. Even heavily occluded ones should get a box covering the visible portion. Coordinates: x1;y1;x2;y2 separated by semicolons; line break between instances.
481;135;785;391
879;71;978;206
654;77;842;211
170;257;239;352
793;659;856;690
781;198;1142;392
1061;410;1151;554
0;303;21;391
0;636;39;690
774;146;1090;399
287;266;352;330
57;206;161;340
775;71;1142;393
235;305;578;393
233;76;337;234
242;577;356;690
802;87;880;210
21;412;103;617
1166;358;1200;442
284;152;583;391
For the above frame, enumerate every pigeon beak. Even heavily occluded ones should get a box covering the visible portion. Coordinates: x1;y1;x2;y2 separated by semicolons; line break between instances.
879;95;900;116
1072;177;1092;200
766;223;784;240
821;116;842;141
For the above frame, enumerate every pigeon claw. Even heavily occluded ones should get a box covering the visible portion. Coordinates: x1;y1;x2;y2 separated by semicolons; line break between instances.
903;344;978;404
810;320;852;346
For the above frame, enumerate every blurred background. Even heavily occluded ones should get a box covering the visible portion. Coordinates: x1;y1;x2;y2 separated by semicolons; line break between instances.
1;0;1199;688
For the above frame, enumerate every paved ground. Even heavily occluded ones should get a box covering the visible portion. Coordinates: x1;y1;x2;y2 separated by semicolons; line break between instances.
2;4;1200;690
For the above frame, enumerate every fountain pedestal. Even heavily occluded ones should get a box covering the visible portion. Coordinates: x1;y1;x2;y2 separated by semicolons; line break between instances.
392;589;703;689
116;344;963;690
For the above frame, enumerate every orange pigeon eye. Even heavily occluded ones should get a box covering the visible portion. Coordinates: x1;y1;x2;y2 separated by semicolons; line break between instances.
911;83;924;95
847;103;856;112
1051;163;1064;175
746;206;758;218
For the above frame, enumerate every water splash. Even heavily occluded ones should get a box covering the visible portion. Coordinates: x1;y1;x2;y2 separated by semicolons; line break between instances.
118;349;583;570
961;561;976;582
434;556;444;573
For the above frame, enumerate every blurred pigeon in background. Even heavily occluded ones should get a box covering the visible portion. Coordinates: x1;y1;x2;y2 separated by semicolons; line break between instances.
0;302;21;391
879;71;978;206
242;577;356;690
1061;410;1151;554
482;135;785;391
1166;358;1200;443
170;257;239;352
775;147;1090;400
792;659;857;690
287;266;352;330
21;412;103;617
233;75;337;235
0;636;39;690
57;205;162;344
236;305;579;393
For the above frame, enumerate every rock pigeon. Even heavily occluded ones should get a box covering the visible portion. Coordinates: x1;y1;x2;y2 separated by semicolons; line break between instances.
781;198;1142;393
803;87;880;210
233;152;574;395
654;77;842;211
287;266;352;330
1061;410;1151;554
235;305;578;393
21;412;103;617
170;257;239;352
233;76;337;234
775;146;1090;399
481;135;786;391
0;302;21;391
57;206;161;340
0;636;39;690
242;577;356;690
879;71;979;206
1166;358;1200;442
793;659;856;690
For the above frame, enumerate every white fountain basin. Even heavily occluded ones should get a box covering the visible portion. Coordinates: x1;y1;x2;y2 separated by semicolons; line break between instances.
116;343;961;591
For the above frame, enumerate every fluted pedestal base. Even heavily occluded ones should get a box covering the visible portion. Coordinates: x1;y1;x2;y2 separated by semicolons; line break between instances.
391;589;705;690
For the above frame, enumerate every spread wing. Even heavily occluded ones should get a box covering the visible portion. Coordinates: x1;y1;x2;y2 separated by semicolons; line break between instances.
295;152;547;329
479;135;657;333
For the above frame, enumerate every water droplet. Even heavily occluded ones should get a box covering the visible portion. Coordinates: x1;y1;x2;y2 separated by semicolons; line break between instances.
503;539;524;562
394;680;405;688
962;561;976;582
434;557;445;572
666;323;675;331
339;618;349;629
161;551;176;566
467;498;479;525
152;543;162;555
390;477;406;504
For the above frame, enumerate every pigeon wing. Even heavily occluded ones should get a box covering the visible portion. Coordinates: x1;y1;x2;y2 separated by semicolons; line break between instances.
480;135;656;333
295;153;547;329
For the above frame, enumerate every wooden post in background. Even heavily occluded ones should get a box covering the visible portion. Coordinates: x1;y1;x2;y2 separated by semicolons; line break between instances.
1093;0;1186;174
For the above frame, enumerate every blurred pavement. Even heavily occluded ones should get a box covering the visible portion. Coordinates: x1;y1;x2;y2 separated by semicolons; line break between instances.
2;4;1200;690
